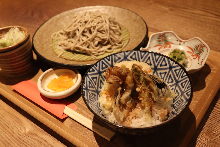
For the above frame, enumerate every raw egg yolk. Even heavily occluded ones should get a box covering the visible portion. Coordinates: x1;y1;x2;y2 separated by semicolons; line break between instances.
47;73;76;92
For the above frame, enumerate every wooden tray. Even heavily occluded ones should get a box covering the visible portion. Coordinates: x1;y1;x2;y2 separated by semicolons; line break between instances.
0;50;219;146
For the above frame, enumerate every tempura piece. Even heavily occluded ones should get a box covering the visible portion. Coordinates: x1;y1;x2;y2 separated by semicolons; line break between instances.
99;61;175;127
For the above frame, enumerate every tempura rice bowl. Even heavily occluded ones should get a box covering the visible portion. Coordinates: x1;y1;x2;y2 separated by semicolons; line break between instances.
82;50;192;134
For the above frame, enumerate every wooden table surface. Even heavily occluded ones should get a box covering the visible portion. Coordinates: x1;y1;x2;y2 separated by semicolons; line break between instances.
0;0;220;146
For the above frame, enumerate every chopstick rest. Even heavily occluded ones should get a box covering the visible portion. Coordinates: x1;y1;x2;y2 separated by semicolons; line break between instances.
64;106;115;141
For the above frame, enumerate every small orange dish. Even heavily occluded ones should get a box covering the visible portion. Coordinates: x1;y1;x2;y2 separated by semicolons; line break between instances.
37;68;81;99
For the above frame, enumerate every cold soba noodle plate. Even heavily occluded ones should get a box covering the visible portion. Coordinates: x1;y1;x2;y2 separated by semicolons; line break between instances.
82;51;192;134
51;11;129;61
33;6;147;67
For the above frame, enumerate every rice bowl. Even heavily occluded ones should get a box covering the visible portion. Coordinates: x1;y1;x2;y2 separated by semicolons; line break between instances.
82;50;192;134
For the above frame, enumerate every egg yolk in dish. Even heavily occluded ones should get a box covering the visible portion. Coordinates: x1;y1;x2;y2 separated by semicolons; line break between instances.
47;73;76;92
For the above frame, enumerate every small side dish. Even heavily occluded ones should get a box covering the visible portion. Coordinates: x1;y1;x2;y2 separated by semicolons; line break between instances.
0;27;25;49
99;61;175;128
141;31;210;73
37;68;81;99
0;26;34;77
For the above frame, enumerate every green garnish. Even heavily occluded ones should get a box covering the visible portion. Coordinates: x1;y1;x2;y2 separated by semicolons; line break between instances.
169;49;188;67
0;27;25;49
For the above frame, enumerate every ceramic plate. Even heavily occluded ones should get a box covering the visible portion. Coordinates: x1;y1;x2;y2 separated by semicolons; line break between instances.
33;6;148;68
141;31;210;73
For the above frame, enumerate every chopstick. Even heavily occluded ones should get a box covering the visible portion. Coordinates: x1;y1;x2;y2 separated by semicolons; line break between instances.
64;106;115;141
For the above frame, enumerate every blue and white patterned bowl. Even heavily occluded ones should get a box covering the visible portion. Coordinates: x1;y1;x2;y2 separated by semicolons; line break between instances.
82;50;192;134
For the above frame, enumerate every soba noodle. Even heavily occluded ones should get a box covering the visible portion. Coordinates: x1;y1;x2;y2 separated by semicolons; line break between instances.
51;11;127;57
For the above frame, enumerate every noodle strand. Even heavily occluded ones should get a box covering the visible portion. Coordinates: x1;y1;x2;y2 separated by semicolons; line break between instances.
51;11;125;56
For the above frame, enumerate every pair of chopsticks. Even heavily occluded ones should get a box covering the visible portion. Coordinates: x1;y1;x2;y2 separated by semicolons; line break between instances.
64;106;115;141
